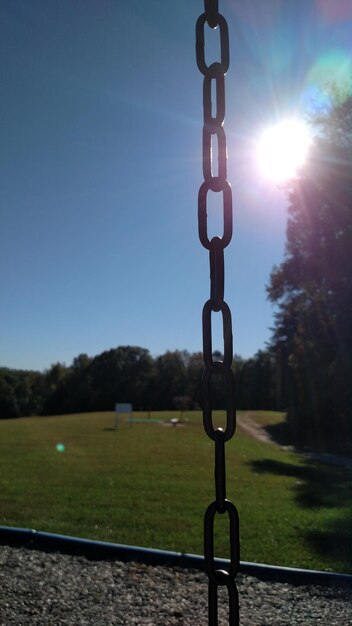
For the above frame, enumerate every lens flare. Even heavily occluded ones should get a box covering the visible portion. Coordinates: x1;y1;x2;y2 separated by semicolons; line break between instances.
306;51;352;95
56;443;66;453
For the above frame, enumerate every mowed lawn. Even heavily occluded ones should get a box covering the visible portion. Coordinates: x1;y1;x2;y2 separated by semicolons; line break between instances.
0;410;351;573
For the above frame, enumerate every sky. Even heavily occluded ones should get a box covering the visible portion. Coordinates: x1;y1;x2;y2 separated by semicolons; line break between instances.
1;0;352;372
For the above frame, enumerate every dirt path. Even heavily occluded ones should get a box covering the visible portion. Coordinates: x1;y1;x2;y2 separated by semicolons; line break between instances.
237;413;352;468
236;413;274;444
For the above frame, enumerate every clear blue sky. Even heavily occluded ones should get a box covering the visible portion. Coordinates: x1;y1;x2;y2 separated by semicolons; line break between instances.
1;1;352;371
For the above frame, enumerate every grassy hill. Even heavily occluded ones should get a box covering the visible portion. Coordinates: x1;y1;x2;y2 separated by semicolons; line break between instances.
0;410;351;573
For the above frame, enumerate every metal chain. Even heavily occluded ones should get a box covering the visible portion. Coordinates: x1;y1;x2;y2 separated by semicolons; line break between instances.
196;2;240;624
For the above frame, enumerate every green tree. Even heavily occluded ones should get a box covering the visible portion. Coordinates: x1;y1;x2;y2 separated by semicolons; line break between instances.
185;351;204;409
0;374;19;418
235;351;277;410
153;350;187;410
268;91;352;452
88;346;154;411
0;368;46;418
42;362;70;415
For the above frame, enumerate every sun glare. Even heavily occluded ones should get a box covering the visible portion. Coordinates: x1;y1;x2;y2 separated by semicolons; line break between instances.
257;118;311;183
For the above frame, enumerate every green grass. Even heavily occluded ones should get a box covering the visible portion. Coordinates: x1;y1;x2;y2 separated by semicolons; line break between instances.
0;410;351;573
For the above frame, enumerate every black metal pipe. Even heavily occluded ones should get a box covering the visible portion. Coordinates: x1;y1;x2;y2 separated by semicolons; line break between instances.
0;525;351;587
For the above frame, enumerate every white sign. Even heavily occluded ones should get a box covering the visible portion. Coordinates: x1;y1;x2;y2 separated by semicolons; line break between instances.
115;403;132;413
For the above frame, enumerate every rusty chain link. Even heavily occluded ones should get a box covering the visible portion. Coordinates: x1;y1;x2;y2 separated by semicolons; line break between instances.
196;2;240;624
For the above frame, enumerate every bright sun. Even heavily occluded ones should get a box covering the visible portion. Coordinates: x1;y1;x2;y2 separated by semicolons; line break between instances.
257;118;311;183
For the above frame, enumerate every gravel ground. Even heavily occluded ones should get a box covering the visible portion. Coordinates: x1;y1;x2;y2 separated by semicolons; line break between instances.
0;545;351;625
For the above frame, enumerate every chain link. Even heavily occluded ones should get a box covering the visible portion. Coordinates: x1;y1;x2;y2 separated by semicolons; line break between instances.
209;237;225;311
203;125;227;184
198;179;232;247
196;2;240;624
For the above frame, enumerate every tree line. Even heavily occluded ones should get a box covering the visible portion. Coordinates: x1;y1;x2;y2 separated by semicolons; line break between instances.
0;346;280;420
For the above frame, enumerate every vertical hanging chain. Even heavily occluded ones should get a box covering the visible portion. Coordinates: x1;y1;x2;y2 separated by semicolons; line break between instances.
196;2;240;625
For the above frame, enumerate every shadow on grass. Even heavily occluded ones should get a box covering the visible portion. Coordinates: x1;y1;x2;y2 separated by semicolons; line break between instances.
249;458;352;570
264;421;292;446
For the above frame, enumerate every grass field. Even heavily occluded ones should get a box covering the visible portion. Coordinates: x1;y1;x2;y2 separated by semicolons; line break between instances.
0;410;351;573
